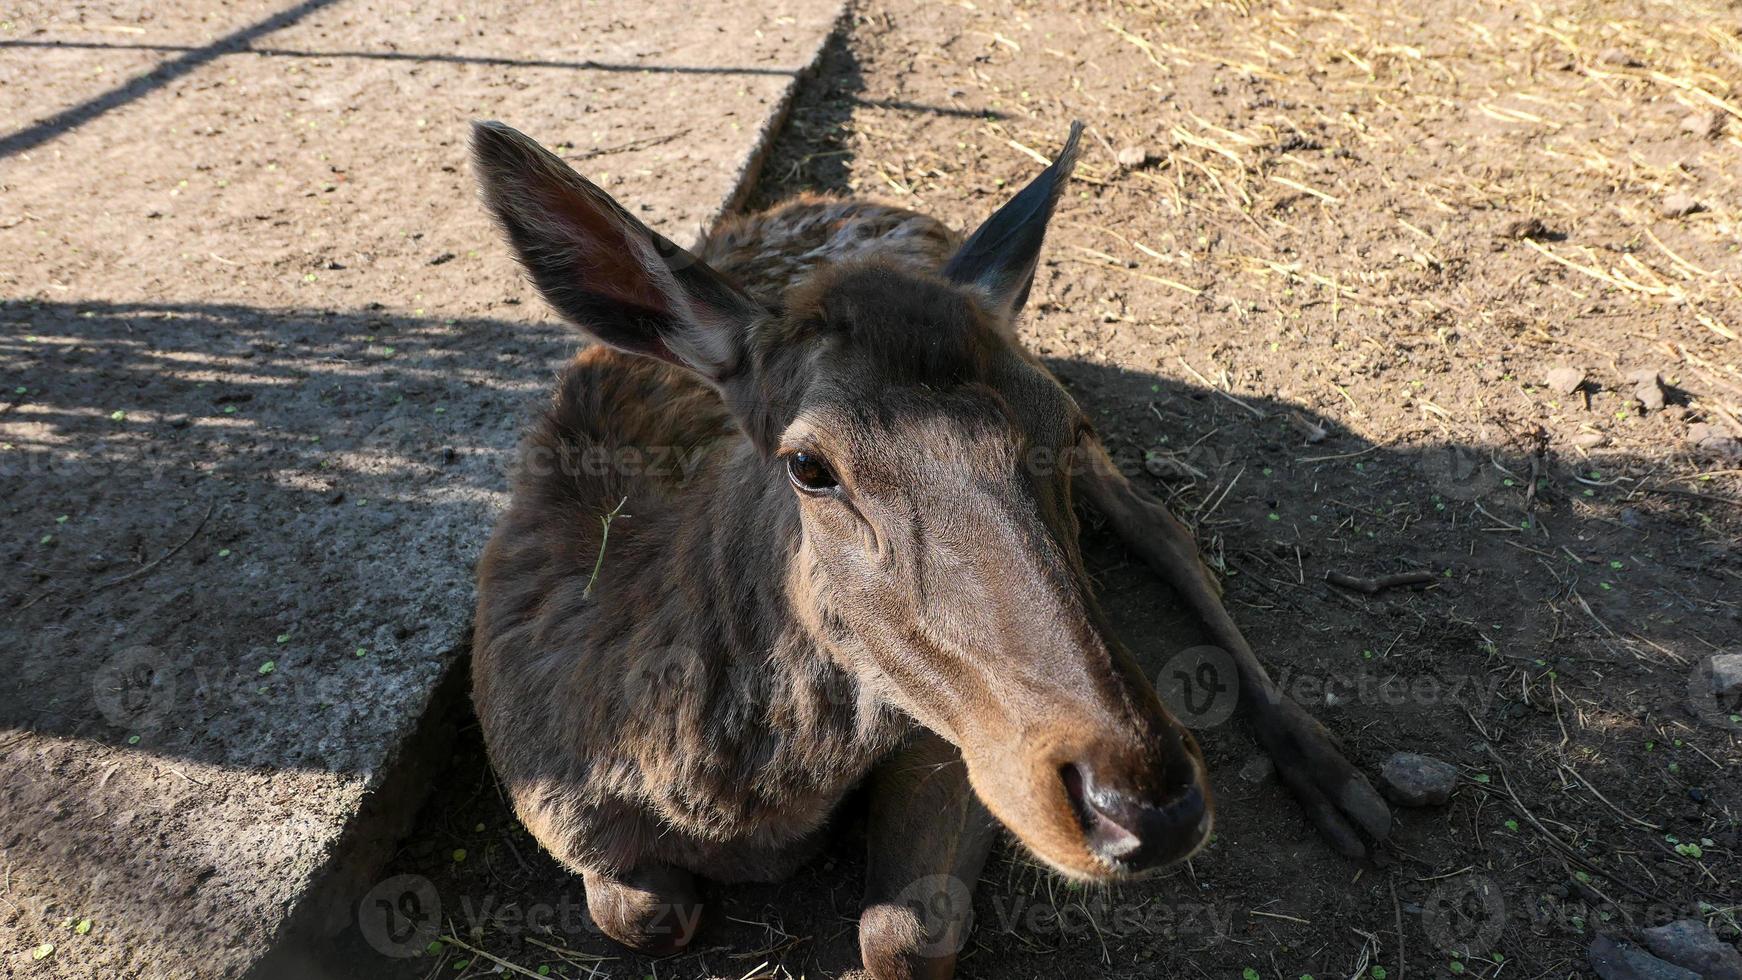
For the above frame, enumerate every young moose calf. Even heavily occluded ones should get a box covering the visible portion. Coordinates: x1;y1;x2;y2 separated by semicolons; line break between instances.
471;121;1392;979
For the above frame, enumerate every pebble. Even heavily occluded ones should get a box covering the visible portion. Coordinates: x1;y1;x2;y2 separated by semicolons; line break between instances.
1116;145;1151;168
1573;432;1608;449
1144;454;1194;480
1589;934;1702;980
1378;751;1458;807
1238;754;1274;784
1545;365;1586;395
1688;423;1742;459
1499;216;1550;240
1661;192;1703;219
1641;919;1742;980
1681;109;1725;138
1710;653;1742;699
1629;369;1666;412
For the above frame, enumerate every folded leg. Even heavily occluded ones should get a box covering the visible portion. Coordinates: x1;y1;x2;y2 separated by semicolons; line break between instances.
1076;442;1392;857
859;730;998;980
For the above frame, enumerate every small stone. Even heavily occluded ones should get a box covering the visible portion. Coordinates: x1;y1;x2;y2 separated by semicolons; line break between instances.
1680;110;1725;139
1590;934;1702;980
1641;919;1742;980
1144;454;1195;480
1238;754;1274;784
1573;432;1608;449
1379;752;1458;807
1116;145;1151;168
1629;369;1666;412
1598;48;1640;67
1619;507;1643;528
1498;217;1550;240
1545;365;1586;395
1710;653;1742;700
1688;423;1742;459
1661;192;1703;219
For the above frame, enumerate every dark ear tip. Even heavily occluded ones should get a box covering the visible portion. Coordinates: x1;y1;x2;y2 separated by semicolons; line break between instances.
1054;120;1086;177
471;120;536;170
471;119;512;144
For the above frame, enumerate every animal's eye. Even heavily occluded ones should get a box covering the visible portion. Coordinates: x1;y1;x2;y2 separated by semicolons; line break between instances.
787;451;839;494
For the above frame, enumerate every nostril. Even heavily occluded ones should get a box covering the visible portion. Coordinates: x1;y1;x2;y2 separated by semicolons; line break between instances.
1061;762;1143;860
1060;761;1209;871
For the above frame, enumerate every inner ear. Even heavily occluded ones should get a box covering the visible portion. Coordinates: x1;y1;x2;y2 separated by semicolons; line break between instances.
944;121;1084;322
472;120;762;382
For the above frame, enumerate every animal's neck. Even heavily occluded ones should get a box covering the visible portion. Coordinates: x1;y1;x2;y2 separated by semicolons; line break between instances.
623;439;904;835
693;441;808;650
690;437;899;733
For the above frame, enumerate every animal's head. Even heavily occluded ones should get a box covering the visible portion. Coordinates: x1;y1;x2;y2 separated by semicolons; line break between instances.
473;121;1212;879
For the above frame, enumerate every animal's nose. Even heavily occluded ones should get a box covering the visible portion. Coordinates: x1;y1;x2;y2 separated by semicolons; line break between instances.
1060;759;1210;872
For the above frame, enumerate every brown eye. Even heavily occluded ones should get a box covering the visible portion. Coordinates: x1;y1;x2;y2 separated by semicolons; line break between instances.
787;451;839;494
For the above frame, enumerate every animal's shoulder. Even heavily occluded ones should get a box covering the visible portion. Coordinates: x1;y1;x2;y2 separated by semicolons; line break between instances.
697;195;961;305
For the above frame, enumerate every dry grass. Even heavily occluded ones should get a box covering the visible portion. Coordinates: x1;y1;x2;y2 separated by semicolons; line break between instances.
799;0;1742;480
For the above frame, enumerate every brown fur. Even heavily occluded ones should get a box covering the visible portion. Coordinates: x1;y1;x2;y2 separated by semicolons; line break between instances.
469;121;1391;978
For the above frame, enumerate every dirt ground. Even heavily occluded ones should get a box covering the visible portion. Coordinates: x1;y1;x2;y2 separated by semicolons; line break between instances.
346;0;1739;977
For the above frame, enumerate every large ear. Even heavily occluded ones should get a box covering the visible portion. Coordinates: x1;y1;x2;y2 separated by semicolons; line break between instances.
943;121;1083;321
471;120;762;382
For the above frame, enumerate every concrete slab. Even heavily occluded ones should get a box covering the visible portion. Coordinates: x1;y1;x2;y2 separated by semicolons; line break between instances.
0;0;842;976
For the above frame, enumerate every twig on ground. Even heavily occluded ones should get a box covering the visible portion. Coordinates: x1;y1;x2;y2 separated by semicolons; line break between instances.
13;501;214;615
437;934;549;979
1560;764;1663;831
90;501;214;594
1176;356;1267;419
1326;569;1436;594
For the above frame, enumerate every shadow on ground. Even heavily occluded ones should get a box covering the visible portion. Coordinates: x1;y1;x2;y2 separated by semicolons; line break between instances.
0;296;577;976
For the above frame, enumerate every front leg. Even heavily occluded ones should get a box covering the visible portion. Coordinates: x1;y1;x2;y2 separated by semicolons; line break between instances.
1076;441;1393;858
859;730;998;980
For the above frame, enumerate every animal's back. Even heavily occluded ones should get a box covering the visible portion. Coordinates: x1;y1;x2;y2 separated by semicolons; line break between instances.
698;194;960;304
